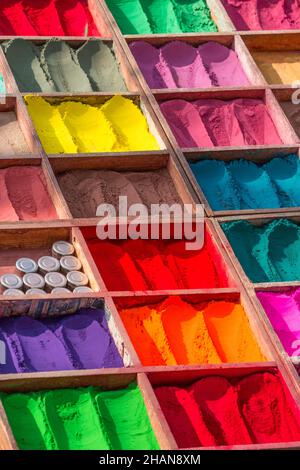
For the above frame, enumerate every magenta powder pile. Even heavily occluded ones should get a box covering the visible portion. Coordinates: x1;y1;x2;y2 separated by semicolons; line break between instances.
160;98;282;148
257;289;300;358
222;0;300;30
129;40;249;89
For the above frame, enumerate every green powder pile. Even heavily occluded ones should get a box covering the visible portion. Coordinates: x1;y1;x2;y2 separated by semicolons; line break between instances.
1;384;159;450
106;0;217;34
223;219;300;283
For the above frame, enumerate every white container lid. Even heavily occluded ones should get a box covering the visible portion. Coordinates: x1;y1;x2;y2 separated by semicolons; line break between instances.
52;287;72;294
38;256;60;273
60;256;82;272
3;288;25;296
23;273;45;289
26;288;46;295
0;274;23;289
67;271;89;287
16;258;38;274
52;241;74;257
45;272;67;288
73;286;93;293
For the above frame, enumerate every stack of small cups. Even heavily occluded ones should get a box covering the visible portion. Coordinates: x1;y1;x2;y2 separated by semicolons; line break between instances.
0;241;93;296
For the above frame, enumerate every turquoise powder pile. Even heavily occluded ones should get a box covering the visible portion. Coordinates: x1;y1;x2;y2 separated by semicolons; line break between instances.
222;219;300;283
191;155;300;211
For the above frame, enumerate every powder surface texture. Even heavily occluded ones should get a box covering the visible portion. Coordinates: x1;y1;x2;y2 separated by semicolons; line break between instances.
155;372;300;447
119;296;265;365
0;111;29;155
1;383;159;450
281;102;300;140
0;166;57;221
130;41;249;89
222;0;300;30
0;0;100;36
253;51;300;84
257;289;300;357
57;168;181;217
160;98;281;148
0;308;123;374
86;230;230;290
191;155;300;211
3;38;126;93
25;95;159;153
222;218;300;283
106;0;217;34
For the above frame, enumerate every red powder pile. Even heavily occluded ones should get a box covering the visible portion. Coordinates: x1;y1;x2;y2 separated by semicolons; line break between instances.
86;231;230;290
0;0;100;36
156;372;300;447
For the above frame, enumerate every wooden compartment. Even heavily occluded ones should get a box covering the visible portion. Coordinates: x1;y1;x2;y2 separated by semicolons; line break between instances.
110;289;275;366
0;224;104;309
0;157;71;222
49;152;197;222
0;370;176;450
0;294;138;377
0;0;113;39
99;0;236;35
214;212;300;289
272;87;300;144
0;37;139;95
242;32;300;88
80;219;242;294
23;93;168;158
147;364;300;450
124;33;264;94
250;284;300;394
0;95;42;156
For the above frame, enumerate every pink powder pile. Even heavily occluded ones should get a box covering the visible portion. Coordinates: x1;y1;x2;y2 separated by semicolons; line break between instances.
160;98;282;148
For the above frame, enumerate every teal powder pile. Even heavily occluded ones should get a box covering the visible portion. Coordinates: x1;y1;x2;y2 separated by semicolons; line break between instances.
106;0;217;34
2;38;126;93
223;219;300;283
191;155;300;211
1;383;159;450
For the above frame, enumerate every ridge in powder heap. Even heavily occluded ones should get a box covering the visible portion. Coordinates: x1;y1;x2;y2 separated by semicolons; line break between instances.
155;372;300;447
118;296;265;365
0;0;100;36
25;95;159;153
1;384;160;450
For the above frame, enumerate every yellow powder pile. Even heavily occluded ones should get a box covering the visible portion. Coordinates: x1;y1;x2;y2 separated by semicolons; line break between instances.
119;296;266;366
252;51;300;85
25;95;159;153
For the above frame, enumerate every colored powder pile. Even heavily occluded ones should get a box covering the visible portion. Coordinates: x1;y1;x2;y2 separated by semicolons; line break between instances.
281;102;300;140
57;169;181;217
106;0;217;34
155;372;300;447
252;51;300;85
160;98;281;148
222;218;300;283
191;155;300;211
0;112;29;155
0;166;57;221
130;41;249;89
119;296;265;365
25;95;159;153
222;0;300;30
1;383;159;450
85;232;230;290
0;0;99;36
257;289;300;357
3;38;126;93
0;308;123;374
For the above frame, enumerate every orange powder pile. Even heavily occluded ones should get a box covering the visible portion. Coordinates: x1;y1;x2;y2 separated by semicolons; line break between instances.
119;297;265;365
